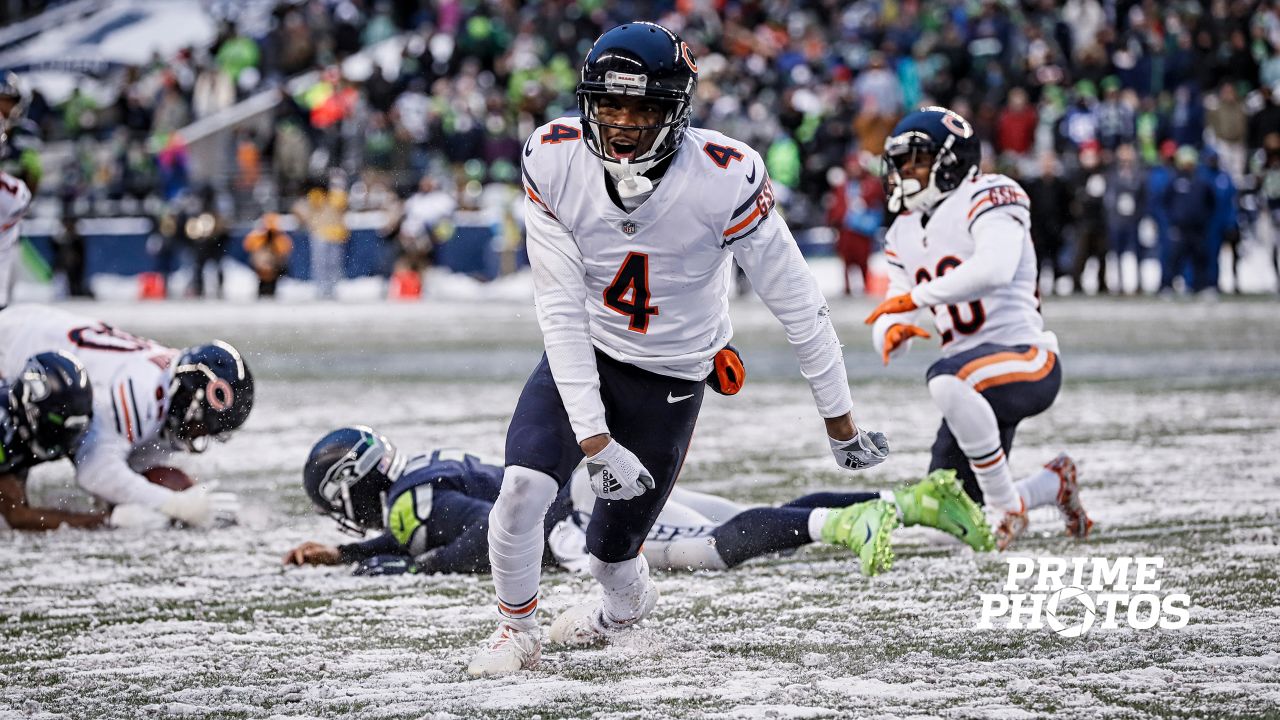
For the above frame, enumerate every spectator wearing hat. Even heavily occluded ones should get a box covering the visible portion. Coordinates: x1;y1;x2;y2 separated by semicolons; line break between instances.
1159;146;1217;294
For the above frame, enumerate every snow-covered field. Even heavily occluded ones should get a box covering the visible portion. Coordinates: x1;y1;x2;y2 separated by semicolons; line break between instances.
3;287;1279;719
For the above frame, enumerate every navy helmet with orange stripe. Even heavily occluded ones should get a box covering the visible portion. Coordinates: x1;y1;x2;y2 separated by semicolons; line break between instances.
882;106;981;214
577;22;698;181
4;351;92;467
164;341;254;452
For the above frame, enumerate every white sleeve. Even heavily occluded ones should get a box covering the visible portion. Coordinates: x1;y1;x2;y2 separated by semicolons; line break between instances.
524;197;609;442
909;210;1024;307
871;244;924;357
74;422;174;509
730;212;854;419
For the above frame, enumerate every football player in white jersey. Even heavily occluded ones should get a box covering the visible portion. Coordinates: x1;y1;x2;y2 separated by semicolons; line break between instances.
0;72;32;309
0;306;253;528
467;22;893;678
865;107;1093;551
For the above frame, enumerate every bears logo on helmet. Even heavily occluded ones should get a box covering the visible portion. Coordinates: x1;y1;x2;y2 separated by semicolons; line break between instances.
882;106;981;214
165;340;253;452
577;22;698;182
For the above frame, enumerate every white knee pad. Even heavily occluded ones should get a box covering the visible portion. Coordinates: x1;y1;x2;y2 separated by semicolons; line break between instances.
491;465;559;536
927;374;1000;452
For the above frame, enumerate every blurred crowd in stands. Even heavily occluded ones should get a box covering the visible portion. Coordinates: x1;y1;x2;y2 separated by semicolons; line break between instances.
9;0;1280;296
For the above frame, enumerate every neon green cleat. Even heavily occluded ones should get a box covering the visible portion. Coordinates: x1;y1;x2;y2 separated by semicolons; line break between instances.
894;469;996;552
821;500;898;576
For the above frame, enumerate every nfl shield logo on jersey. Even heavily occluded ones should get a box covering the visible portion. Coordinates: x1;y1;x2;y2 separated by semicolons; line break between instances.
621;220;637;235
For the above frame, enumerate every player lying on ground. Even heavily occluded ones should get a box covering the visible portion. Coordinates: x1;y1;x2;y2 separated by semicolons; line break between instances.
865;106;1093;550
471;21;893;677
282;426;992;577
0;350;109;529
0;306;253;528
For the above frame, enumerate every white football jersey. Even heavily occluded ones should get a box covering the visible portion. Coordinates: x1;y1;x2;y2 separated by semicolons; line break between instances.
522;118;852;440
878;173;1058;357
0;171;32;306
0;305;180;508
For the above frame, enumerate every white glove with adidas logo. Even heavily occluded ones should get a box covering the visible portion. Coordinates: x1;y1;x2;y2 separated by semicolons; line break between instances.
585;439;655;501
829;427;890;471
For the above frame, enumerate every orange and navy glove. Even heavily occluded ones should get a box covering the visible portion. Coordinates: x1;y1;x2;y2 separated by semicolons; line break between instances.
707;344;746;396
863;293;919;324
880;324;931;365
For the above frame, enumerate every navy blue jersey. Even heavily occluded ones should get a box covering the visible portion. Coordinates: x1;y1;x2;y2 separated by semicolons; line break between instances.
337;450;571;574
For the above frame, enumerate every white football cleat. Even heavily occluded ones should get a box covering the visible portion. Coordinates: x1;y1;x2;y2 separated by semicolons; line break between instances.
549;578;659;647
466;622;541;678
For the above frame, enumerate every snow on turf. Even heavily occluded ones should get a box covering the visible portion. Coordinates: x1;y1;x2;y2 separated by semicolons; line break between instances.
2;290;1279;719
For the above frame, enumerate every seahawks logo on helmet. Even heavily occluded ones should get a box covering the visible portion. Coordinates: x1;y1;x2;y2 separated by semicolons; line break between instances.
6;351;93;463
304;426;407;535
882;106;981;214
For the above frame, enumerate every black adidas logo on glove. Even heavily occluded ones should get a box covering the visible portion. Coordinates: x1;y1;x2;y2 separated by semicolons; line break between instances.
601;469;622;494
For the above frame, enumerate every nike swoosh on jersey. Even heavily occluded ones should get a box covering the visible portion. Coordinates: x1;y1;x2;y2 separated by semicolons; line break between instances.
667;392;695;403
745;162;756;184
524;138;533;157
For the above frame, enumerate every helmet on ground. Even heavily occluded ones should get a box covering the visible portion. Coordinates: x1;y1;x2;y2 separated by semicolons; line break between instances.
8;351;93;462
303;425;406;535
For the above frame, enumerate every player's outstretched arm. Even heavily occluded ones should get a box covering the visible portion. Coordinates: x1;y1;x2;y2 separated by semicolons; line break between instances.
0;475;108;530
729;197;889;471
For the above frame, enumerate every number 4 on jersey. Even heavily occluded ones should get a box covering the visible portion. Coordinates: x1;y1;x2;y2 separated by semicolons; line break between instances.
604;252;658;333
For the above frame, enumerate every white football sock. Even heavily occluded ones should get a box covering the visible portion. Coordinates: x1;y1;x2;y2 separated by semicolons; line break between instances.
807;508;832;542
488;465;559;626
928;374;1021;512
1017;466;1060;510
647;537;728;571
589;554;653;622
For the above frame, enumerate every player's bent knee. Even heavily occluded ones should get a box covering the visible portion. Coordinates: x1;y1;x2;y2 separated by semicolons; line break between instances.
491;465;558;534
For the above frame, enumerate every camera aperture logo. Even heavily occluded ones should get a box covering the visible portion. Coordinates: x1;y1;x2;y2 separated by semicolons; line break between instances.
976;556;1191;637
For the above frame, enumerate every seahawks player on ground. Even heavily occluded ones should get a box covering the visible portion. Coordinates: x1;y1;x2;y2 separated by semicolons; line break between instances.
0;306;252;528
0;350;104;529
283;424;992;577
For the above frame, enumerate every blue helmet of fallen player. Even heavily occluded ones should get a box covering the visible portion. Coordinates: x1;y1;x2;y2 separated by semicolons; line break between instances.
577;21;698;181
303;426;407;536
882;106;981;214
6;351;93;462
164;341;254;452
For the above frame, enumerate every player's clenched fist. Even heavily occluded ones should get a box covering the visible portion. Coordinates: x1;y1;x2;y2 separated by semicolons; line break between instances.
864;293;918;324
585;439;655;500
829;427;891;471
881;323;931;365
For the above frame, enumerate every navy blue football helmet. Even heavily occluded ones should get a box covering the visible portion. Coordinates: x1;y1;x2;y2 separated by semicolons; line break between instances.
165;341;254;452
303;426;406;535
6;351;93;463
577;22;698;180
882;106;981;213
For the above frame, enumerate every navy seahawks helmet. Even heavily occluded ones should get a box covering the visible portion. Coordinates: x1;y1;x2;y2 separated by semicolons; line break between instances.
164;341;254;452
7;351;93;462
577;22;698;180
303;426;407;535
882;106;981;213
